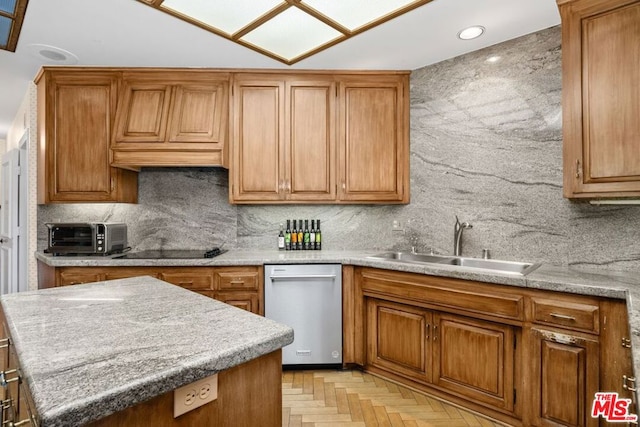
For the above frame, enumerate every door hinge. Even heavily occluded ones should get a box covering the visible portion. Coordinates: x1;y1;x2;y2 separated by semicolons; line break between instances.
16;166;21;176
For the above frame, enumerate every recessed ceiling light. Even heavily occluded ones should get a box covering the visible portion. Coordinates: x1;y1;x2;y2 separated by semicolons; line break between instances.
458;25;485;40
26;44;79;64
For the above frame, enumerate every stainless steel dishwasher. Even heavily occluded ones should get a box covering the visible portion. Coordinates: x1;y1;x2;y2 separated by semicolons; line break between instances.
265;264;342;367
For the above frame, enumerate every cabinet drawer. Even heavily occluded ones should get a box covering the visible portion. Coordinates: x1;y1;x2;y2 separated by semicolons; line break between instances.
160;272;214;291
215;268;259;291
530;298;599;334
359;269;524;322
58;272;103;286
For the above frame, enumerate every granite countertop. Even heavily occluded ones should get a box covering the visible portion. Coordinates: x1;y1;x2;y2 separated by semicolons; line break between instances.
35;249;640;407
0;276;294;427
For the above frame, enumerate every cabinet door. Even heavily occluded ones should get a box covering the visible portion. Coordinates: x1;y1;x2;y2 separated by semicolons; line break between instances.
215;291;260;315
38;71;137;203
167;82;227;143
366;298;431;383
231;77;285;202
285;79;336;201
561;0;640;197
527;327;599;427
432;313;516;412
338;75;409;203
113;81;172;143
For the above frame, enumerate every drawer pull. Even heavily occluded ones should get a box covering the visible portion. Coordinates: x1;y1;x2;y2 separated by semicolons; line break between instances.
549;313;576;321
230;280;245;284
623;375;637;392
178;281;194;286
622;338;632;348
0;369;19;387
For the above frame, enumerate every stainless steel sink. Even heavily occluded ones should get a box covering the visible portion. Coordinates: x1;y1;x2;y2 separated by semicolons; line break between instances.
366;252;540;276
435;257;540;275
367;252;454;264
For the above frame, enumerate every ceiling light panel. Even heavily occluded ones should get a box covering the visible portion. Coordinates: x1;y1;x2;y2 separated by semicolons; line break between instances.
0;0;17;14
241;7;343;61
161;0;284;35
0;16;10;47
302;0;426;31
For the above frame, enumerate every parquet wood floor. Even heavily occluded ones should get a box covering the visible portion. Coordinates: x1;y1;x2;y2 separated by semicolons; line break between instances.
282;370;506;427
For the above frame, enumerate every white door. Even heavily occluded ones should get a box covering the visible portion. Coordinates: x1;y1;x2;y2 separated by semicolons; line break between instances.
0;149;19;294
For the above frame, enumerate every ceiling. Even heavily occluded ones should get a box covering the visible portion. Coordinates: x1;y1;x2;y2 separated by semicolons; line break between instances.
0;0;560;140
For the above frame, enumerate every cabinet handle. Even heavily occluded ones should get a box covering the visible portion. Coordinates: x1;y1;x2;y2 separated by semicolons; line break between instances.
230;280;244;284
425;323;430;340
7;418;34;427
286;181;291;192
433;325;438;341
111;177;115;191
0;369;19;387
178;281;194;286
550;313;576;321
622;338;633;348
341;182;346;190
623;375;637;392
575;159;581;179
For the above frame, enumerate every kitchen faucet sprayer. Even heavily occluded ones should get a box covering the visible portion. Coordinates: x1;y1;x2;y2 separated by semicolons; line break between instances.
453;216;472;256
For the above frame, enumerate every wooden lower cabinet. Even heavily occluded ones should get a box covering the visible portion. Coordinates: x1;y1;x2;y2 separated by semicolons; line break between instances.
525;327;599;427
215;292;259;314
366;297;516;415
433;313;516;412
366;298;431;383
38;263;263;315
353;267;635;427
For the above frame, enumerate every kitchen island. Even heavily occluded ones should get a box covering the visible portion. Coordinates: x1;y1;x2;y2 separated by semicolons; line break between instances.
0;276;294;426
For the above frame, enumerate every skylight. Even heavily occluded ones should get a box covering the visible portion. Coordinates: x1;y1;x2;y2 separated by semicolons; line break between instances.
0;0;28;52
138;0;432;65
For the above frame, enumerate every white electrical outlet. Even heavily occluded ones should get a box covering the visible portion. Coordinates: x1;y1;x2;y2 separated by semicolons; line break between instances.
392;220;404;232
174;373;218;418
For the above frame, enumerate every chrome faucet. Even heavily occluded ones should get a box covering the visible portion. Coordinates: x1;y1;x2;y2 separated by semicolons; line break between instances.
453;216;472;256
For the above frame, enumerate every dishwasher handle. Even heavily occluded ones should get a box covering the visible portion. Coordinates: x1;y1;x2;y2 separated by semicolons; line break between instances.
269;274;337;281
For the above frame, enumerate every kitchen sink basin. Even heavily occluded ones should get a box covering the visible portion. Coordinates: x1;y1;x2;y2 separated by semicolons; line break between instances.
367;252;454;264
435;257;540;275
367;252;540;276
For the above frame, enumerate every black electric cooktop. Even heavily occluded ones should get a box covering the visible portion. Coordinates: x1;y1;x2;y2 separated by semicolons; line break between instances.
113;248;226;259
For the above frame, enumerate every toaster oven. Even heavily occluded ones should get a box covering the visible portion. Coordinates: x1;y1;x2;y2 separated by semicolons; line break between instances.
46;223;128;255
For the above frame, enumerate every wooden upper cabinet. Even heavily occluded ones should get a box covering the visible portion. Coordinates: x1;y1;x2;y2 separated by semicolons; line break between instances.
112;71;230;168
230;74;336;203
338;75;409;203
559;0;640;197
36;69;138;204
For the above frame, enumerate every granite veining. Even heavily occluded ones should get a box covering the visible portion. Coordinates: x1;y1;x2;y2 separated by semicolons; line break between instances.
0;277;293;427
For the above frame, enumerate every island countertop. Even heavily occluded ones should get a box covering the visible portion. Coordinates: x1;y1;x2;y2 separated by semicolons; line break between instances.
0;276;294;427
